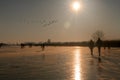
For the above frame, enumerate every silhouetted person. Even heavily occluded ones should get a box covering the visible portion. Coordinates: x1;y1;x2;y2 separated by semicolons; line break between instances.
96;38;102;57
103;41;106;50
88;40;94;56
41;43;45;51
28;44;32;48
21;43;25;48
0;43;2;48
107;41;111;49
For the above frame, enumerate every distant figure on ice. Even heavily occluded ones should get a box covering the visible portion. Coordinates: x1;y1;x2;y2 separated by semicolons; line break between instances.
107;41;111;49
41;43;45;51
88;40;94;56
0;43;3;48
20;43;25;49
96;38;102;57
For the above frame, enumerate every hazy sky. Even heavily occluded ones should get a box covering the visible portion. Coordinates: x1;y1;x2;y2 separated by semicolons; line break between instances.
0;0;120;43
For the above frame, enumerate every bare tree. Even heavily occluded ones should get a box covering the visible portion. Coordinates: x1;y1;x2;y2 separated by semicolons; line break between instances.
92;30;104;42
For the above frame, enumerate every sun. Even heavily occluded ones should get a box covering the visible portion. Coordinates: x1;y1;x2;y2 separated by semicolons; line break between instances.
72;1;81;11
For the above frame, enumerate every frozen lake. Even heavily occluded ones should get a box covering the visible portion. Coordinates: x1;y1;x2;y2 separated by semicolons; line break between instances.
0;46;120;80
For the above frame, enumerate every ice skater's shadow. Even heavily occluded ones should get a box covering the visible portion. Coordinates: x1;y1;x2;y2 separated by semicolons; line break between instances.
36;50;46;60
36;50;44;53
92;55;102;63
40;53;46;60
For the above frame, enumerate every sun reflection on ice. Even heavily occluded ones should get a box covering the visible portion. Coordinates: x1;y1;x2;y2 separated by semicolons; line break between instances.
74;48;82;80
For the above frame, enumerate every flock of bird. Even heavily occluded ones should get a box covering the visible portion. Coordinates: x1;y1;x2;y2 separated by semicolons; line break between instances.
23;18;58;27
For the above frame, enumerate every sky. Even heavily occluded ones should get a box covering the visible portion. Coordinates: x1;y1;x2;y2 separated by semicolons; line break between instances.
0;0;120;43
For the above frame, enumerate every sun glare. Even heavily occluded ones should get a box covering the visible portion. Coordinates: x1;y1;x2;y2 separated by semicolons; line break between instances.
72;1;81;11
74;48;81;80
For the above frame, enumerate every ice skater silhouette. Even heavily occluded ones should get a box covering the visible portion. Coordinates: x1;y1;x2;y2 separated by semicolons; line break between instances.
41;43;45;51
96;38;102;57
88;40;94;56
